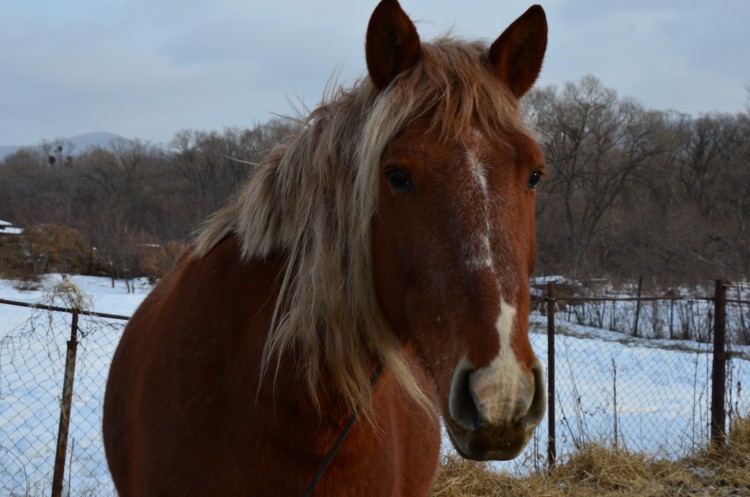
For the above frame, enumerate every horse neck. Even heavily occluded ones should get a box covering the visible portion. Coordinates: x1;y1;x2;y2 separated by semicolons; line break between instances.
243;254;379;438
261;348;380;427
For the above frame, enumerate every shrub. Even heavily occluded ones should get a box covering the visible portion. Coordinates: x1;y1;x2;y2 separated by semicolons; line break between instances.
0;224;93;278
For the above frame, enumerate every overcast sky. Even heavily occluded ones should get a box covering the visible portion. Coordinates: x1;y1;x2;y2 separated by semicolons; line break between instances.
1;0;748;147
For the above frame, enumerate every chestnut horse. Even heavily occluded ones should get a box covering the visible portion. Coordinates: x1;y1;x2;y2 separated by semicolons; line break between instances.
103;1;548;495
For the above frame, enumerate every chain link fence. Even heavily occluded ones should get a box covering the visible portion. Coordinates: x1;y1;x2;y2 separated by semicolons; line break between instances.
1;285;124;497
1;279;750;494
534;280;750;469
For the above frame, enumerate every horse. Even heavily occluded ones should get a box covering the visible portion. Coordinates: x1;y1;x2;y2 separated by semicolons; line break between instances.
103;1;548;495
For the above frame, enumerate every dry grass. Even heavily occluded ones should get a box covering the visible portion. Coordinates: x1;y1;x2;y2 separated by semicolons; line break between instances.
433;417;750;497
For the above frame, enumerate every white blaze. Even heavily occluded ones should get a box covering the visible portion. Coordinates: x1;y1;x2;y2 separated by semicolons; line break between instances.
457;129;531;424
473;159;489;195
468;298;528;424
463;131;495;273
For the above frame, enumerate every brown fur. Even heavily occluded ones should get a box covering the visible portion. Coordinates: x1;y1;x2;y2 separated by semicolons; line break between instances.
192;36;537;414
104;1;548;495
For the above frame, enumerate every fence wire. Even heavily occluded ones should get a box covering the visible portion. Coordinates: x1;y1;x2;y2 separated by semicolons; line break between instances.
535;288;750;466
1;284;749;494
1;300;123;497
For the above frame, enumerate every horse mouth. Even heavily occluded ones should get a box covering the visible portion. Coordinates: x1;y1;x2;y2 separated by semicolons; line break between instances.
443;415;533;461
442;359;546;461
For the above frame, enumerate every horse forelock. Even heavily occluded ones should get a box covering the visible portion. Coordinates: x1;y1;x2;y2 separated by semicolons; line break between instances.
192;37;531;413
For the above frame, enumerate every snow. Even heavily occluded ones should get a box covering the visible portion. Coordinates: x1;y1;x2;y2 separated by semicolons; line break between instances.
0;275;149;496
0;219;23;235
530;275;567;286
1;274;748;495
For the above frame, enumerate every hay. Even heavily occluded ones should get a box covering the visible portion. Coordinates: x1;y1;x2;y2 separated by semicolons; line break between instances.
46;277;93;312
433;416;750;497
687;416;750;490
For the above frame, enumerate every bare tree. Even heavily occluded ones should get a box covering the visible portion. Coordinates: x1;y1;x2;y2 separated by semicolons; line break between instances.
1;107;745;287
528;76;669;276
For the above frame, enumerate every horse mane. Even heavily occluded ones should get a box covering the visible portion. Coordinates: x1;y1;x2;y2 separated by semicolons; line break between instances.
193;37;532;413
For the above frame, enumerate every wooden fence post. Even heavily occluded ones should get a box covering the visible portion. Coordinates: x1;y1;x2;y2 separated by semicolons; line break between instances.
51;311;79;497
710;279;729;450
546;281;556;469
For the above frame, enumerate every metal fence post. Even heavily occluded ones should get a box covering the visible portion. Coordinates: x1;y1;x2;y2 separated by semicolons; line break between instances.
546;281;556;469
633;274;643;337
51;311;79;497
710;279;729;450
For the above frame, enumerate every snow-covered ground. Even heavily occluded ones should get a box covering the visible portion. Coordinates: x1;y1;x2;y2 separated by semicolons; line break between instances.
1;276;149;496
1;275;748;495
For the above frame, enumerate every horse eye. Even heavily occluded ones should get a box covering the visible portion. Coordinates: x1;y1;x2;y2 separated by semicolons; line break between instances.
386;167;415;193
527;169;543;190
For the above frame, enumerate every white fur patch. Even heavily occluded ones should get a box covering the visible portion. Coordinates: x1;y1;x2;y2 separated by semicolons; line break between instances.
468;298;528;424
495;299;516;352
474;161;489;195
464;234;493;270
465;131;489;198
463;130;496;274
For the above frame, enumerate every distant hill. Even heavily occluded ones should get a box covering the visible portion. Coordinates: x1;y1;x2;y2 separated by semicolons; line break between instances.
0;132;129;160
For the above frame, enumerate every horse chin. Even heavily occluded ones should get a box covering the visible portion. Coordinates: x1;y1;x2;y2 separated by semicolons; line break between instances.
443;415;533;461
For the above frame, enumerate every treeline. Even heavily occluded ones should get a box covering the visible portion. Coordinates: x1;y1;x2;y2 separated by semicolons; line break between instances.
0;76;748;288
527;76;750;286
0;121;297;287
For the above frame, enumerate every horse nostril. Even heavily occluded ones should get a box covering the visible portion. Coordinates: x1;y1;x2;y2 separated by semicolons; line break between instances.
522;360;547;429
448;363;482;430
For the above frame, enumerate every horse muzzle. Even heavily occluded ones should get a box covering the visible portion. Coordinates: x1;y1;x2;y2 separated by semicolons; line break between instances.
445;358;546;461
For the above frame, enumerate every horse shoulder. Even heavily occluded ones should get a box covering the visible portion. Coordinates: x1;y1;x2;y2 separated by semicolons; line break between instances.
104;235;286;495
319;346;441;497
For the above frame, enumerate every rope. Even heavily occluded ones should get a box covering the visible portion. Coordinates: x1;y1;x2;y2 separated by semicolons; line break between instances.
301;362;385;497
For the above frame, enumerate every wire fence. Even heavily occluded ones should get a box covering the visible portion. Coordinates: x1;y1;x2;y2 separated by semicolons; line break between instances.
1;279;749;495
535;279;750;469
1;293;125;497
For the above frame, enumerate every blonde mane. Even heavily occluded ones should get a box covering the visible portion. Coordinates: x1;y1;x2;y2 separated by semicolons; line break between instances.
193;38;531;412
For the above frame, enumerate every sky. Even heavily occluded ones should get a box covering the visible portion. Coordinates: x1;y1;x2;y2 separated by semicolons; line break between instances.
1;0;749;147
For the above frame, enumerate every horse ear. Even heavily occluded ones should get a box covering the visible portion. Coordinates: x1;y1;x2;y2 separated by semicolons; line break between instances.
488;5;547;98
366;0;421;91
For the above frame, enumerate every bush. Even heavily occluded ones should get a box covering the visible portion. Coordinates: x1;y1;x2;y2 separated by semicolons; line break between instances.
0;224;93;278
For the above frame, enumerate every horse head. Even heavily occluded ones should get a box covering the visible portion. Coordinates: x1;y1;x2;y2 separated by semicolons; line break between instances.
367;0;548;461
